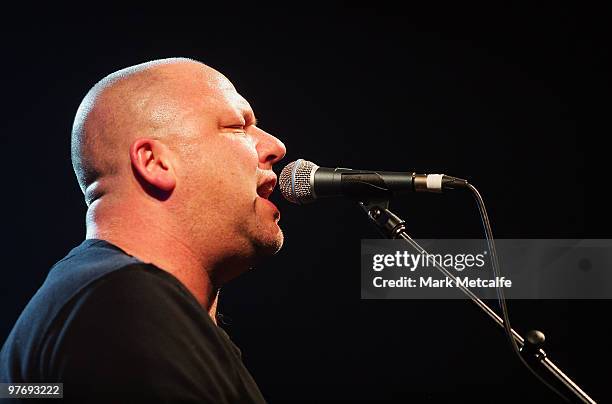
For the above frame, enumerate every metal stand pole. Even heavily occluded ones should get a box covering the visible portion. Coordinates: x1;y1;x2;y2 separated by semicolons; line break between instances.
361;202;596;403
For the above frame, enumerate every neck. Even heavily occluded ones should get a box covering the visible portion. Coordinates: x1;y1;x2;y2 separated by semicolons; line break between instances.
85;198;223;324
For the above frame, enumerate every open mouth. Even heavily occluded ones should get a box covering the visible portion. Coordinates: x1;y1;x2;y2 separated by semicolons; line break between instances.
256;174;277;199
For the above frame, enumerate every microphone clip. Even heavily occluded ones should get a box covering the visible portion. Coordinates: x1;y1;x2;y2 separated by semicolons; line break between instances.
359;199;407;239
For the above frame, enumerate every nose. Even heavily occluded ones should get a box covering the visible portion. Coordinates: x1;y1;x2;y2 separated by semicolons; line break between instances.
254;128;287;169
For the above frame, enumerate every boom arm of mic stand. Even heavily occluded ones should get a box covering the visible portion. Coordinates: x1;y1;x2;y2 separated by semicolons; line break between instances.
359;201;596;404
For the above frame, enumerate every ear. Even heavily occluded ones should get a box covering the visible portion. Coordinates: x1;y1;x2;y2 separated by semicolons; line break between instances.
129;138;176;193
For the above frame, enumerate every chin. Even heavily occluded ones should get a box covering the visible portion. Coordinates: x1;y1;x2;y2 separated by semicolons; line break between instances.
253;228;284;257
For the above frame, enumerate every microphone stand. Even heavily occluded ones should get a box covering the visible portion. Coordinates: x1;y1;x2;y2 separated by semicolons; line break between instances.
359;199;596;403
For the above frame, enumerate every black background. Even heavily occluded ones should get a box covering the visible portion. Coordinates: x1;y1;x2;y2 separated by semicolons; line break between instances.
1;3;609;403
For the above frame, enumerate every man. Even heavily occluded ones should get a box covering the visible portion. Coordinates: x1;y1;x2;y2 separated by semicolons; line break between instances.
0;58;286;402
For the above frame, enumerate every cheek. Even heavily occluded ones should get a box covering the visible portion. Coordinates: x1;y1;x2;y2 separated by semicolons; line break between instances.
218;136;259;174
182;137;259;198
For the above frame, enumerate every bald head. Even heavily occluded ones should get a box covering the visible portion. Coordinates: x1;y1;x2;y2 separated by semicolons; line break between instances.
71;57;233;203
72;57;286;277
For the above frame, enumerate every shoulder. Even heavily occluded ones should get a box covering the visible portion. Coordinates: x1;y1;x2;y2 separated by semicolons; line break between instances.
52;263;211;342
61;263;214;338
45;265;235;399
75;262;198;309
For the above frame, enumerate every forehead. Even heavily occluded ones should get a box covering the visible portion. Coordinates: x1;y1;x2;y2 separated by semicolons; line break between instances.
117;63;255;129
202;75;254;121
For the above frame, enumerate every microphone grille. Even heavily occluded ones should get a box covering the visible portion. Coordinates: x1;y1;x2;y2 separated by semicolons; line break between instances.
279;159;318;204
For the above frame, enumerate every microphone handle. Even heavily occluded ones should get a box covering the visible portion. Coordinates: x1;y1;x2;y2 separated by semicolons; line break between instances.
313;167;416;200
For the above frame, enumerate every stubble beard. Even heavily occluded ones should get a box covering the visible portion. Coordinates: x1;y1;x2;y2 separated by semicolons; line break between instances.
247;216;284;259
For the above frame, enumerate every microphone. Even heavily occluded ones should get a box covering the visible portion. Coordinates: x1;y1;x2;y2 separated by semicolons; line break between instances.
279;159;468;204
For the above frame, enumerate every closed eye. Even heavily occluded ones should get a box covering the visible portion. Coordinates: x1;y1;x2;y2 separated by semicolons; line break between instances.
226;125;248;137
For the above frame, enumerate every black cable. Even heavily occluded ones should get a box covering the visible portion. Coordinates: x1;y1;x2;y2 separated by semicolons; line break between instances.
467;183;570;402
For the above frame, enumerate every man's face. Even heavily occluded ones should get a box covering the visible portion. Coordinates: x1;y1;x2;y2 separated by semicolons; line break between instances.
169;69;286;271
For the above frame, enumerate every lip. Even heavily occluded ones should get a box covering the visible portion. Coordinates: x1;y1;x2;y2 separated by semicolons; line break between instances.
258;196;281;221
256;171;280;221
256;174;278;200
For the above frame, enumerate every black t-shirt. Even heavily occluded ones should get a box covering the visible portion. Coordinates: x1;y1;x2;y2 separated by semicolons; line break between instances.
0;239;266;403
